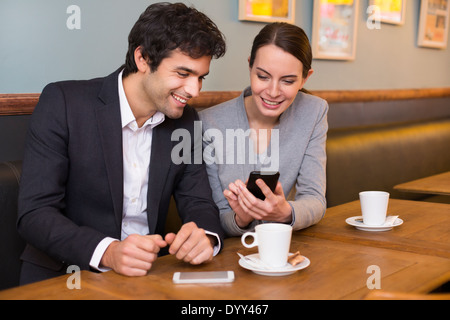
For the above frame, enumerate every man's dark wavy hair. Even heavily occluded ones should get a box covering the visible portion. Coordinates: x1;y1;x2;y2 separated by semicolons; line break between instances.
122;2;226;77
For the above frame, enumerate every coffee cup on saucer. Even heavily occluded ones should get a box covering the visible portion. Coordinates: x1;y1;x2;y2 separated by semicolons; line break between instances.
359;191;390;226
241;223;292;268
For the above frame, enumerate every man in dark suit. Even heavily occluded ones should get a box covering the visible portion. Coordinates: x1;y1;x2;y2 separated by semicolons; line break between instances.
17;2;226;284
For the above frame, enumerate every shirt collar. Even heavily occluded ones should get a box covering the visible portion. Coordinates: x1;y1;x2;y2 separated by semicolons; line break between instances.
118;70;165;129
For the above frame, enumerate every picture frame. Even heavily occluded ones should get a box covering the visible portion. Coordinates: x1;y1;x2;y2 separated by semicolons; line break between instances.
312;0;359;60
417;0;450;49
369;0;406;25
238;0;296;24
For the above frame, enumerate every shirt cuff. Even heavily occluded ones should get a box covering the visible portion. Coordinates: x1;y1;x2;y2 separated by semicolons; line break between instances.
89;237;119;272
205;230;221;256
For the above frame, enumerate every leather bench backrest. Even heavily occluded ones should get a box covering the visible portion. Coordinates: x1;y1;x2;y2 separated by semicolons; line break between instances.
0;161;25;290
326;119;450;207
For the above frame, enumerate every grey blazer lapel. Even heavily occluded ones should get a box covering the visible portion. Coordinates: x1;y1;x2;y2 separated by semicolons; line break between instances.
95;70;124;233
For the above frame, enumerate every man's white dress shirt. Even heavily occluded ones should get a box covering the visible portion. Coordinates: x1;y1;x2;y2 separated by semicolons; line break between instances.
89;71;219;271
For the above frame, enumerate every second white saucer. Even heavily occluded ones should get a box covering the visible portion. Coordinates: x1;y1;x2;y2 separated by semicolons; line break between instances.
346;216;403;232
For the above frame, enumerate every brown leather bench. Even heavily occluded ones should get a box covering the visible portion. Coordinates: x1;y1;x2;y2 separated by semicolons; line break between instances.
326;118;450;206
0;161;25;289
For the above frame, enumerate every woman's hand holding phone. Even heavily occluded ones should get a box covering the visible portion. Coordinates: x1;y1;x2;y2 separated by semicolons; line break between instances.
223;172;293;227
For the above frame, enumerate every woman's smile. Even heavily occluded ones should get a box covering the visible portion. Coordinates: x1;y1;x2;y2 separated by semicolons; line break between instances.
261;97;284;109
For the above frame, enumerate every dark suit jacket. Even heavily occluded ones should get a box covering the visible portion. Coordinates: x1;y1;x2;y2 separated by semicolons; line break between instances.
17;69;223;283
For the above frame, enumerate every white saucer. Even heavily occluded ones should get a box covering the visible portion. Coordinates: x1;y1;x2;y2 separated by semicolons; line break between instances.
346;216;403;232
238;253;310;276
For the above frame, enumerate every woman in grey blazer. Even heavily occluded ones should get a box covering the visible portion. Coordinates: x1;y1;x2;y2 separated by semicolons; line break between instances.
199;23;329;237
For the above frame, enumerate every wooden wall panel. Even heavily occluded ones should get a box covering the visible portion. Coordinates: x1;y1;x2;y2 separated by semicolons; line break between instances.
1;88;450;116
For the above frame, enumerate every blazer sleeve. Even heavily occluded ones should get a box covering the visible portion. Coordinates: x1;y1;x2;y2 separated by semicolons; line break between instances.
171;108;225;246
17;83;107;270
289;99;328;230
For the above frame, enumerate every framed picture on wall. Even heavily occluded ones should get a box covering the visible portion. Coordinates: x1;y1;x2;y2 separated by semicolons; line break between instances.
238;0;296;24
418;0;450;49
369;0;406;25
312;0;359;60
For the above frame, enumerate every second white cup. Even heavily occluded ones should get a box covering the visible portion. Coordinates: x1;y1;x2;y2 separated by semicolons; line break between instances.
241;223;292;268
359;191;390;226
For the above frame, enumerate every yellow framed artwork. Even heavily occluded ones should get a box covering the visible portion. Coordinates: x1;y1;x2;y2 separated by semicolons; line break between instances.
238;0;296;24
369;0;406;25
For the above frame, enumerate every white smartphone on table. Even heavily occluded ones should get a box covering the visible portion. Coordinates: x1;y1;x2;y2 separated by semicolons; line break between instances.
173;271;235;284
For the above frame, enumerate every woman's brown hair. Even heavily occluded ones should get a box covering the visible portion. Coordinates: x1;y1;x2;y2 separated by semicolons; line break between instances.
249;23;312;80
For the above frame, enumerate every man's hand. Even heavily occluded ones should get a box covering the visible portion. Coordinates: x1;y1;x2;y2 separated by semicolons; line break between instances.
100;234;167;277
165;222;215;265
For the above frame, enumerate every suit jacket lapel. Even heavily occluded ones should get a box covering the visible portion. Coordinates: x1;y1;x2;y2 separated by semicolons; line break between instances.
147;119;174;234
95;70;124;233
93;69;176;236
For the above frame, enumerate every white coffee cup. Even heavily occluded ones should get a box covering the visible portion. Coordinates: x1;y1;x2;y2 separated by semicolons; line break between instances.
359;191;390;226
241;223;292;268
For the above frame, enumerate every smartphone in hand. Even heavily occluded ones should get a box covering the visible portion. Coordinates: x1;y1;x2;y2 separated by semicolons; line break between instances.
246;171;280;200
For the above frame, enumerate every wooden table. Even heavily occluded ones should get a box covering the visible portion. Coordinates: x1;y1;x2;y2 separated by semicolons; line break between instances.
302;199;450;259
1;223;449;301
394;171;450;196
